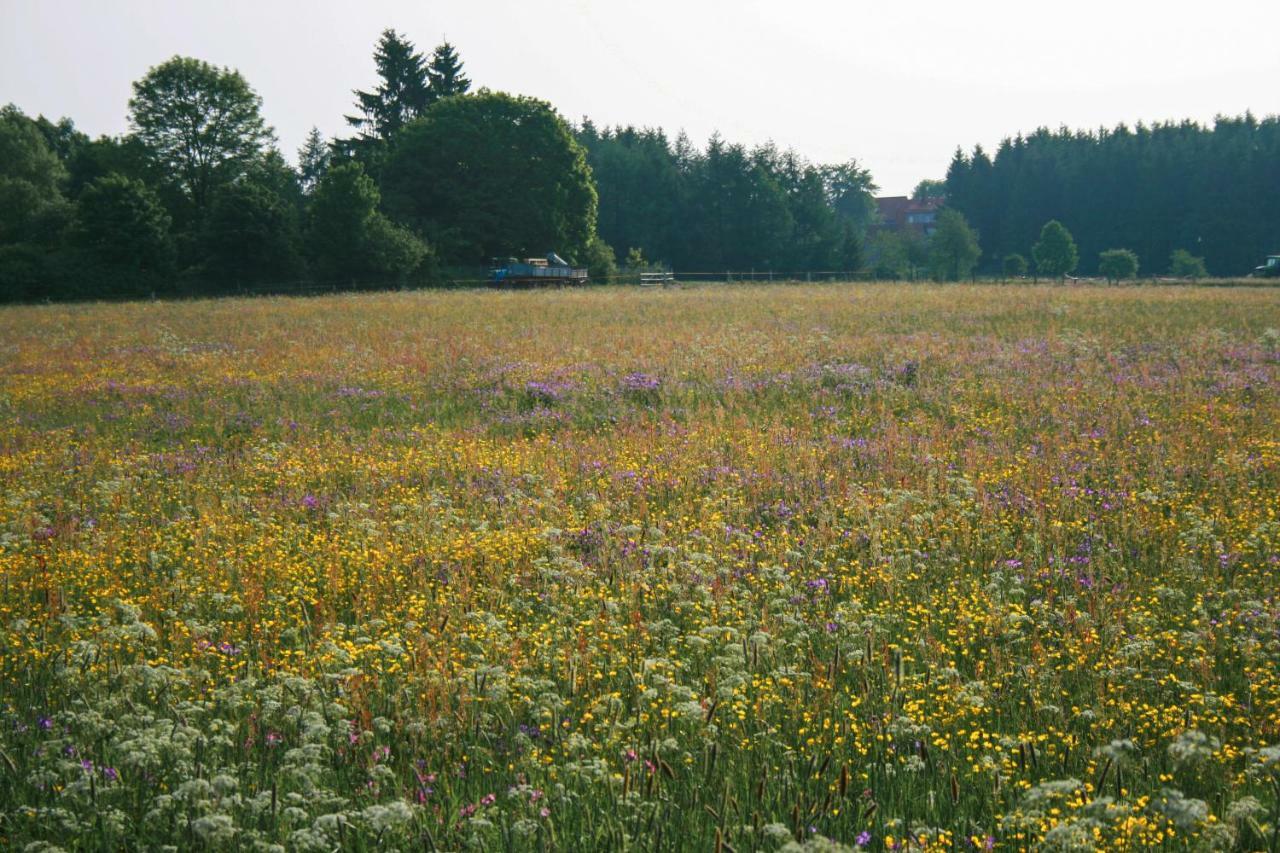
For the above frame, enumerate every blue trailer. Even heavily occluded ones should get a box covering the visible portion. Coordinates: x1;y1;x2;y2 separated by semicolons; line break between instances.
489;253;588;287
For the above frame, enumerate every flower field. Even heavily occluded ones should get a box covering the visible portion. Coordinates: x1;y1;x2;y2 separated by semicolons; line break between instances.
1;283;1279;851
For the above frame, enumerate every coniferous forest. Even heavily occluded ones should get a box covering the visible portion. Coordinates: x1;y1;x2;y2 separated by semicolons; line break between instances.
944;117;1280;277
1;27;1277;302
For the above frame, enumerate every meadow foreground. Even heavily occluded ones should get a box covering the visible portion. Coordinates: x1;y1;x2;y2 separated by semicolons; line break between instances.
1;283;1278;851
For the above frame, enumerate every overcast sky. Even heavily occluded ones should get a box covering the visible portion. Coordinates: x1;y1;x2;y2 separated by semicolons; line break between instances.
3;0;1278;195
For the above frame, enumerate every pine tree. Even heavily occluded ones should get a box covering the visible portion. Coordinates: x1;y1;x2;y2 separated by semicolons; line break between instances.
297;127;331;194
425;41;471;104
343;30;429;148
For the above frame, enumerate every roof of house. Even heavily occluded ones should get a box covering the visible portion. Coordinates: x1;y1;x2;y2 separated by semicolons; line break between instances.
875;196;943;230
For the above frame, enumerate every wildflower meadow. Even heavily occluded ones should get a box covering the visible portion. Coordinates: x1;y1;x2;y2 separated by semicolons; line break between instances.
1;283;1278;851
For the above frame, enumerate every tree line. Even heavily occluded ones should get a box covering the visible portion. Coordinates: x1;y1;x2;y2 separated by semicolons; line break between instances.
944;115;1280;277
576;124;874;272
3;26;1276;303
0;29;883;302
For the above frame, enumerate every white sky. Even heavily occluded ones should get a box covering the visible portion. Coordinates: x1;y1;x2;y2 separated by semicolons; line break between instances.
3;0;1278;195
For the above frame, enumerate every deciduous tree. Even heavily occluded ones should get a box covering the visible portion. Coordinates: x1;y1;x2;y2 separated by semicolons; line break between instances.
128;57;275;212
1033;220;1079;280
1098;248;1139;284
1003;253;1028;280
1169;249;1207;279
928;209;981;281
383;92;596;263
308;162;426;283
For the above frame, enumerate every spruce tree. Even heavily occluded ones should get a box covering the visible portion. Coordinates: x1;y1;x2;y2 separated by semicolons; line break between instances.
342;30;429;151
426;41;471;104
297;127;331;194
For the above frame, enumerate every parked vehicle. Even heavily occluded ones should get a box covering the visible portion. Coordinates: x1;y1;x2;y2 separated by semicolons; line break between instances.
489;253;588;287
1253;255;1280;277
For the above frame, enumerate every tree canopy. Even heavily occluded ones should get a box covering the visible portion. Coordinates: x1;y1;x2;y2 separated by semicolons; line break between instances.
945;116;1280;275
342;30;429;155
308;162;426;283
928;209;981;281
128;57;275;212
575;124;869;271
383;91;597;263
426;41;471;103
1098;248;1139;283
1032;220;1079;279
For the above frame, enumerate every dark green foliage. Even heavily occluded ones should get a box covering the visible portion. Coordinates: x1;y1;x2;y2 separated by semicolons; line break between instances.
1098;248;1139;283
308;162;427;284
945;115;1280;275
128;57;275;212
1003;253;1028;279
0;243;54;301
583;235;617;281
297;127;331;194
867;230;927;280
200;179;304;287
383;91;596;263
340;30;429;166
1169;249;1208;279
0;105;67;197
820;160;878;235
928;209;981;281
1033;220;1079;279
0;176;71;247
912;179;946;201
71;174;174;296
577;124;867;271
426;41;471;103
64;135;160;198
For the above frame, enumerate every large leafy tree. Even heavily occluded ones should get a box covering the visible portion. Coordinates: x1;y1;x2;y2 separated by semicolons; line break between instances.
0;105;66;198
426;41;471;103
383;91;596;263
0;106;70;246
821;159;878;235
343;30;429;153
928;208;981;281
308;162;426;284
1033;220;1079;280
128;57;275;212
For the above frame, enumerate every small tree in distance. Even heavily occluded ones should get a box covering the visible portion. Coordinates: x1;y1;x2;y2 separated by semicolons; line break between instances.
1002;253;1028;281
1098;248;1139;284
1169;249;1208;279
297;127;331;195
928;208;980;281
1032;220;1078;281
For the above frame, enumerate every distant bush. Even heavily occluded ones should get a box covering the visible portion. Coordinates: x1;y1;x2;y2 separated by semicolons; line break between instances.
1098;248;1139;284
1169;249;1208;279
1002;253;1028;279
